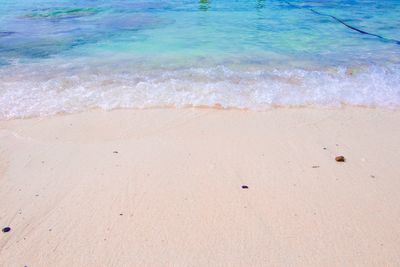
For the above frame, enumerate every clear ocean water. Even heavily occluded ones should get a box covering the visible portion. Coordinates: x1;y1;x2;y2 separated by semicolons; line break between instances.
0;0;399;118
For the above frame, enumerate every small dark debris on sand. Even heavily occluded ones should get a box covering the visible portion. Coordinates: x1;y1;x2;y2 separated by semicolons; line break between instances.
242;185;249;189
335;156;346;162
113;151;119;154
119;213;123;216
370;175;376;178
2;227;11;233
312;165;320;168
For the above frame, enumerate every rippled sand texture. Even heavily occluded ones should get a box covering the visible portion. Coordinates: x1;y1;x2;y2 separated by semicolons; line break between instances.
1;108;400;266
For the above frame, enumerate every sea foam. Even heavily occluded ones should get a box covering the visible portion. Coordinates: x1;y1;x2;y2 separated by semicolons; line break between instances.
1;62;399;119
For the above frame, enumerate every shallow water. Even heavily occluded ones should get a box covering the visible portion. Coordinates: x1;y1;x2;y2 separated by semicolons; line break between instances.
1;0;399;118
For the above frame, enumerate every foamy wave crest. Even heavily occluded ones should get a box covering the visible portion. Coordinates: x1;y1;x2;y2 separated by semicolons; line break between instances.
1;63;400;119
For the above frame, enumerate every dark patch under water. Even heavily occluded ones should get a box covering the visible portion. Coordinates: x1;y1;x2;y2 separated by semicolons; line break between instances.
0;32;16;38
26;7;102;20
0;10;173;59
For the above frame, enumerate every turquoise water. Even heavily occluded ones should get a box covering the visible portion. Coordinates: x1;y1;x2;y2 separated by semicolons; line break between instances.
1;0;400;118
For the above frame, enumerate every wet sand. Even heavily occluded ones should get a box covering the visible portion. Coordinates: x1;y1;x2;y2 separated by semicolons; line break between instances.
1;108;400;266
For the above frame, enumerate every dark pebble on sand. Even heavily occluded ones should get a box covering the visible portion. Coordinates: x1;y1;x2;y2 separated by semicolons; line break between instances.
2;227;11;233
119;213;123;216
335;156;345;162
113;151;118;154
242;185;249;189
312;165;320;168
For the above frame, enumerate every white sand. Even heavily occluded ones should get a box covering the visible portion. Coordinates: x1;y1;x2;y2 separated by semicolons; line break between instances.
1;108;400;266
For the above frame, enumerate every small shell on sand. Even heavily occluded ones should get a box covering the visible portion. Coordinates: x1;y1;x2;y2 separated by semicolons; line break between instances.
335;156;346;162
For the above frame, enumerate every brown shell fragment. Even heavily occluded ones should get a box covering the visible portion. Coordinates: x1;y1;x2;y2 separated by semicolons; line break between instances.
335;156;346;162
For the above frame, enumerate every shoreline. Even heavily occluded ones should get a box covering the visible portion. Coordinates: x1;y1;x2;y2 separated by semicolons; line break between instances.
2;104;400;121
1;107;400;266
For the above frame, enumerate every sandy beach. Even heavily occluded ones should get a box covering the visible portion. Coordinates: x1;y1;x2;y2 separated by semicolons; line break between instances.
1;107;400;266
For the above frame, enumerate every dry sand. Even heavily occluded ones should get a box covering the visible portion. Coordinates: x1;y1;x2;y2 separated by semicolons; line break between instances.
0;107;400;266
